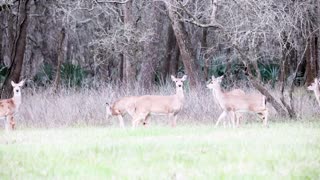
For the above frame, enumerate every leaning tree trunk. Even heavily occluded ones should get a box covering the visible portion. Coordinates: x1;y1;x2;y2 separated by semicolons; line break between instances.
166;1;203;88
1;0;30;98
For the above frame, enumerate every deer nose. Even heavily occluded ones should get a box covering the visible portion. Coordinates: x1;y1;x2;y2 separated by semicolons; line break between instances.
178;85;182;87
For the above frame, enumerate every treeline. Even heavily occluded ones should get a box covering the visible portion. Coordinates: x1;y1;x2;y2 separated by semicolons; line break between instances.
0;0;319;118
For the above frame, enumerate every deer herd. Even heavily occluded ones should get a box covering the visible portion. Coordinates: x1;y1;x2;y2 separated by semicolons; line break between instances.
1;76;320;131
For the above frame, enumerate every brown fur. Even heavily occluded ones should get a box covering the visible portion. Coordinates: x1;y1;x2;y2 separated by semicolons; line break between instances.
106;96;139;128
208;76;268;127
130;75;187;128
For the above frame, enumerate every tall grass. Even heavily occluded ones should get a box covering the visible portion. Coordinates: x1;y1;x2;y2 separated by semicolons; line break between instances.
13;80;319;128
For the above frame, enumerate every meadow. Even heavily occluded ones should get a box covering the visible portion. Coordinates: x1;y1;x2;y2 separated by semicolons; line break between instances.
1;121;320;179
0;83;320;179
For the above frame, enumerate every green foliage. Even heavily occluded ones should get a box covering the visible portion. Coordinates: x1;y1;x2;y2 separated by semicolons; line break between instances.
61;63;87;87
0;65;8;83
207;55;280;87
34;63;87;87
259;63;280;87
34;63;54;86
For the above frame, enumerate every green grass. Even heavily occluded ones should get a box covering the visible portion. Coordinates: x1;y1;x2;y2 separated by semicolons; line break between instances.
1;122;320;179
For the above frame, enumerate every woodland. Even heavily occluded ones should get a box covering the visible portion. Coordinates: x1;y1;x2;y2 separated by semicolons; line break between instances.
0;0;319;119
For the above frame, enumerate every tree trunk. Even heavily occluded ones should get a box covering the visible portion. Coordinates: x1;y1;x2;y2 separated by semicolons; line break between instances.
166;1;203;88
122;1;136;89
0;12;3;65
201;28;210;81
305;36;318;85
139;2;160;90
163;25;177;79
52;27;66;93
234;45;288;117
1;0;30;98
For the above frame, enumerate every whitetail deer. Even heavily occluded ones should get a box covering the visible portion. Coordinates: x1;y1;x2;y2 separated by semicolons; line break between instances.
308;78;320;106
0;80;25;131
211;88;245;127
130;75;187;128
207;76;268;127
106;96;140;128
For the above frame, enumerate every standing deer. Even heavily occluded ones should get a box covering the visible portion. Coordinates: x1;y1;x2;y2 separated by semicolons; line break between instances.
307;78;320;106
106;96;139;128
130;75;187;128
0;80;25;131
211;88;245;127
207;76;268;127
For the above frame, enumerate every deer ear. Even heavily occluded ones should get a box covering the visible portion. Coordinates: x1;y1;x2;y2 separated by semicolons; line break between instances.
211;76;215;80
181;75;187;81
171;75;176;81
11;81;16;87
17;80;25;87
217;76;224;82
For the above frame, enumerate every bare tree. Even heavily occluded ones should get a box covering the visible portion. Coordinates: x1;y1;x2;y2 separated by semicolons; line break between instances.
1;0;30;98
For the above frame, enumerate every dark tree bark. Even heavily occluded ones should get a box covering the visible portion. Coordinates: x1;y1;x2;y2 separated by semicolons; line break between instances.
0;12;3;65
305;36;318;85
166;1;203;88
163;25;179;79
53;27;66;93
1;0;30;98
122;0;136;88
139;2;161;90
201;28;209;81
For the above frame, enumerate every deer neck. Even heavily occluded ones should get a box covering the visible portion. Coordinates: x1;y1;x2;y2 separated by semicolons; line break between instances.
212;85;225;106
13;94;22;108
176;87;184;100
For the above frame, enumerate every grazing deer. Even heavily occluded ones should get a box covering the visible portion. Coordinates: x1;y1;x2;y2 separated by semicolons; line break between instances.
307;78;320;106
130;75;187;128
0;80;25;131
207;76;268;127
106;96;139;128
211;88;245;127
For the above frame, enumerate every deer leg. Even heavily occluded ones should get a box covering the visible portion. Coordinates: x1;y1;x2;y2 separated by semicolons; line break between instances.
223;117;227;128
263;109;269;128
117;115;125;128
228;111;236;128
215;111;227;128
4;116;10;132
131;116;140;129
142;114;151;127
170;114;177;127
132;113;146;128
236;113;242;127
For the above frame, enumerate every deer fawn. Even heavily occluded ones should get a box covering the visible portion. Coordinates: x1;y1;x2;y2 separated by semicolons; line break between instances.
130;75;187;128
211;88;245;127
0;80;25;131
207;76;268;127
106;96;140;128
308;78;320;106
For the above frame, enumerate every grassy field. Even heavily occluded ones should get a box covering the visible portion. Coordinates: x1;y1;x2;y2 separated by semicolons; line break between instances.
0;121;320;179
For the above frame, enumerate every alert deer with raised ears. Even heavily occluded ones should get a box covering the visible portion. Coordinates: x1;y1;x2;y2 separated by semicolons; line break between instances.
0;80;25;131
210;88;245;127
207;76;268;127
130;75;187;128
308;78;320;107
